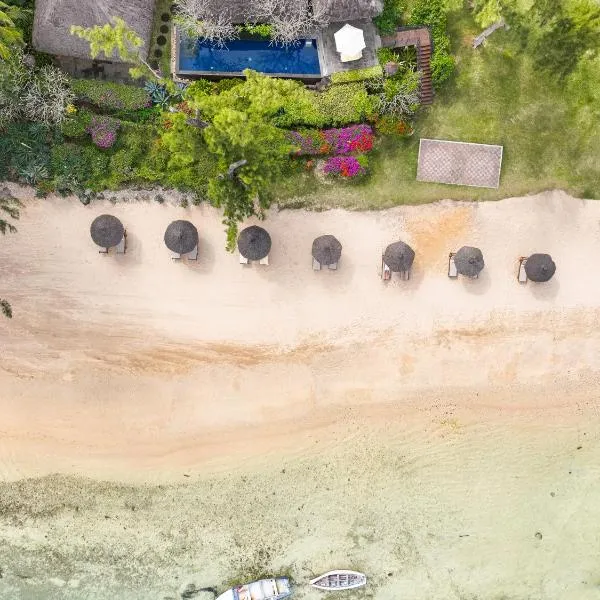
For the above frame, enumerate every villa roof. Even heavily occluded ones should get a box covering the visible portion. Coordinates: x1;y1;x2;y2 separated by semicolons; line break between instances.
164;220;199;255
90;214;124;249
32;0;155;61
314;0;384;23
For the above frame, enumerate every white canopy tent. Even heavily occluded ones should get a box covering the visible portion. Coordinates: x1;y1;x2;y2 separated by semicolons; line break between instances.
334;23;366;62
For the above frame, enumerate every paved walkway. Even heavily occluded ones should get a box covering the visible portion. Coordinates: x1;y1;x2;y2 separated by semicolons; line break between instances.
417;138;503;188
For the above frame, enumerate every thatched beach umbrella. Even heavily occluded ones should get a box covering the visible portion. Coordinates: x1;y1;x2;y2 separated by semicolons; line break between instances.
525;253;556;282
164;220;198;255
90;214;124;249
455;246;484;278
238;225;272;261
383;241;415;272
312;235;342;266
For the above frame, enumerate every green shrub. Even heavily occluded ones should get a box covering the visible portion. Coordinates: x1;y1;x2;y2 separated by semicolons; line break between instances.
50;143;109;190
185;79;215;99
430;53;455;85
238;23;274;38
408;0;454;87
374;0;406;35
212;78;244;93
330;65;383;83
61;109;93;138
71;79;151;112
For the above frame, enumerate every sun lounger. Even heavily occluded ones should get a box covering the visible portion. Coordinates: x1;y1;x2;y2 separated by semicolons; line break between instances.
328;262;338;270
99;247;108;255
313;258;321;271
187;245;198;261
116;231;126;254
448;252;458;278
518;256;528;283
171;252;181;261
382;256;391;281
240;254;249;265
259;255;269;266
400;269;410;281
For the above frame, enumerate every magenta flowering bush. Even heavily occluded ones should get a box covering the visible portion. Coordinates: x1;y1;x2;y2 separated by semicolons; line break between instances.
289;125;374;156
323;155;366;178
87;116;120;149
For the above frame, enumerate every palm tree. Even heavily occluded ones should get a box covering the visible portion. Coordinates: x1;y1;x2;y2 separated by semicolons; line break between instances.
0;1;26;60
0;192;21;319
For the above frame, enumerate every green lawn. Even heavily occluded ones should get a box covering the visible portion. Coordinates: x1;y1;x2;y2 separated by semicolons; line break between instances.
275;6;600;210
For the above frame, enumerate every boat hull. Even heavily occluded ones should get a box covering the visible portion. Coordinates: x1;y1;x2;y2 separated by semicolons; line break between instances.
309;570;367;591
216;578;291;600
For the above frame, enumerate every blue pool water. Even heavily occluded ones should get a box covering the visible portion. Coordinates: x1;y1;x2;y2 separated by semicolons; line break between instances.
177;37;321;77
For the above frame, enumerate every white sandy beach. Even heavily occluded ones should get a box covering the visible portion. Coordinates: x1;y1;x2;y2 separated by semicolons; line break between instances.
0;186;600;600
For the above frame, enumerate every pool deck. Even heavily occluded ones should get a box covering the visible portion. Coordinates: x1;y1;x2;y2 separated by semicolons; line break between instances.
317;21;381;77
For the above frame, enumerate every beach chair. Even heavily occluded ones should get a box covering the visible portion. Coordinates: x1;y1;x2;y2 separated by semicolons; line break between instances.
259;255;269;266
171;252;181;261
313;258;321;271
381;256;391;281
240;254;249;265
98;247;108;255
448;252;458;278
518;256;528;283
400;269;410;281
328;261;338;270
187;245;198;261
116;231;127;254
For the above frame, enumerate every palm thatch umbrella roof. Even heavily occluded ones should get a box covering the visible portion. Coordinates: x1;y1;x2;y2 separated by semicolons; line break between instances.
164;220;198;255
237;225;272;261
383;241;415;272
455;246;484;278
312;235;342;265
90;214;124;248
525;253;556;282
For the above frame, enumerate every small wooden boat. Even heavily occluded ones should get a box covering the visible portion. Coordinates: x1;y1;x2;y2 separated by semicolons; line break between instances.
215;577;291;600
309;570;367;591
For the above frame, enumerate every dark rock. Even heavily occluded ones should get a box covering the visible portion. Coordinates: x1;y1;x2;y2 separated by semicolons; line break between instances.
384;61;399;76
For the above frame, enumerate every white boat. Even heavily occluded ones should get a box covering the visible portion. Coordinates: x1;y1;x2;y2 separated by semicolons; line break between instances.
309;570;367;591
216;577;292;600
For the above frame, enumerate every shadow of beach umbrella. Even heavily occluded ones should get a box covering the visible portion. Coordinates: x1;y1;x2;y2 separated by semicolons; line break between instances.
164;220;198;255
312;235;342;266
90;214;124;249
383;241;415;272
525;253;556;282
238;225;272;261
455;246;484;278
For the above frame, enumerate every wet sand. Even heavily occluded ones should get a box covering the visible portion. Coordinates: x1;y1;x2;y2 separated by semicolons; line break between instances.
0;186;599;599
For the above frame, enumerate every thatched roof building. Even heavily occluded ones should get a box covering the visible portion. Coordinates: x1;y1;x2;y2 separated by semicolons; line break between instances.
90;214;124;249
164;220;199;255
313;0;383;23
33;0;155;60
238;226;272;261
525;253;556;282
455;246;484;278
312;235;342;266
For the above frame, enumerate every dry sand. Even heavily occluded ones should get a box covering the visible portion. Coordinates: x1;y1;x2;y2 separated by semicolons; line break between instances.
0;186;599;600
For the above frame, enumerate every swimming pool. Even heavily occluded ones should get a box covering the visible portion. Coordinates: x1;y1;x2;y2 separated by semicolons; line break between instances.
176;34;322;78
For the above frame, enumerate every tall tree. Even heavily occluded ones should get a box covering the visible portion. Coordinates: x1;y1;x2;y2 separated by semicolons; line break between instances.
0;192;21;318
0;0;25;60
71;17;161;80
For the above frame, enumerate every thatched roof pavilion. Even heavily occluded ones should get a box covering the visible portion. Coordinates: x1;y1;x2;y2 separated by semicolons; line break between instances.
33;0;154;60
525;253;556;282
455;246;484;278
90;214;124;249
383;241;415;272
164;220;199;255
238;226;271;261
312;235;342;266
